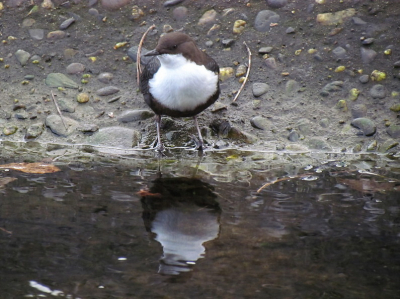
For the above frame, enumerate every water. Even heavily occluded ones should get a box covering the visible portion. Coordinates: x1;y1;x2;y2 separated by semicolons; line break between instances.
0;148;399;298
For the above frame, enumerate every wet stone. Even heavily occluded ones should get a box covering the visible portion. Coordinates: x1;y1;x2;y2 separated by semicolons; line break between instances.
367;140;377;152
66;63;85;74
387;125;400;139
25;123;44;139
306;138;331;151
288;131;300;142
252;83;269;97
60;17;75;30
379;139;399;153
98;72;114;83
46;114;79;137
3;126;18;136
29;29;44;40
45;73;78;89
351;104;367;118
15;49;31;66
370;84;386;99
361;47;377;64
351;118;376;136
77;93;90;103
96;86;120;96
359;75;369;84
15;110;28;119
117;109;155;123
89;126;141;148
254;10;280;32
266;0;287;9
250;116;270;130
78;123;99;133
58;99;75;113
320;81;343;96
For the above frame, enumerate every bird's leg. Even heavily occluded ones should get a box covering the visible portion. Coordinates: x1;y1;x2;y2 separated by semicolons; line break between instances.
193;116;204;151
155;114;164;152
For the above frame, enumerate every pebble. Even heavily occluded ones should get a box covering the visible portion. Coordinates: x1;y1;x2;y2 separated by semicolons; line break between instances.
390;104;400;112
258;47;273;54
369;84;386;99
15;110;28;119
351;104;367;118
320;81;343;96
266;0;287;8
207;24;220;36
22;18;36;27
96;86;120;96
78;123;99;133
89;126;141;148
101;0;130;10
360;47;377;64
98;72;114;83
222;39;235;48
211;102;227;112
3;126;18;136
25;123;44;139
316;8;355;26
233;20;246;34
352;17;367;25
228;127;258;144
46;115;79;137
45;73;79;89
15;49;31;66
362;37;374;45
332;46;347;59
306;138;331;150
250;116;270;130
58;99;75;112
285;80;299;95
47;30;66;39
173;6;188;21
288;131;300;142
77;93;90;103
264;57;277;69
236;65;247;77
164;0;185;7
394;60;400;68
367;140;377;152
286;27;295;34
66;62;85;74
252;83;269;97
205;40;213;48
359;75;369;84
351;118;376;136
60;17;75;30
198;9;217;26
387;125;400;138
297;118;312;135
28;29;44;40
319;118;329;128
379;139;399;153
254;10;280;32
117;109;155;122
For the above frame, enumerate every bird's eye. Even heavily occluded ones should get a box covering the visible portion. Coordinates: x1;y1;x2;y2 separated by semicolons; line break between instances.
172;45;177;49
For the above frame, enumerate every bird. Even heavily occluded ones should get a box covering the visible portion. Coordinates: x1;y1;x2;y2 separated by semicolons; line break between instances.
139;32;220;152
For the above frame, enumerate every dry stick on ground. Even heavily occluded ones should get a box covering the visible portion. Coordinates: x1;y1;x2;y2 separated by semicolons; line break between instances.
136;24;156;86
51;90;67;130
232;41;252;103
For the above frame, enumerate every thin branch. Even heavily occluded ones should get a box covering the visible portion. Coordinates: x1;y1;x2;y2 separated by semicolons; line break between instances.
257;173;313;193
51;91;67;130
137;24;156;86
232;41;252;103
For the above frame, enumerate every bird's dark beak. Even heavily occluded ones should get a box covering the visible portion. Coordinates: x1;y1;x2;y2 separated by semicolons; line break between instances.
144;49;160;56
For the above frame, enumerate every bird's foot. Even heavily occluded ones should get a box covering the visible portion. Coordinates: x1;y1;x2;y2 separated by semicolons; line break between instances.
190;135;205;151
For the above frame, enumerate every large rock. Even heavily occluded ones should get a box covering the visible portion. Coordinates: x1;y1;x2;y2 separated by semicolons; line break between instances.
254;10;280;32
89;126;142;148
46;115;79;137
351;118;376;136
117;109;155;123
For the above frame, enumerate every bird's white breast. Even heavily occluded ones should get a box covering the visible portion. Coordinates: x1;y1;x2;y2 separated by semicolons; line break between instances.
148;54;218;112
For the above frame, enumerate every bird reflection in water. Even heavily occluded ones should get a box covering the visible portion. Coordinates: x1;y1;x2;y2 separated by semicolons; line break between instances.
140;177;221;277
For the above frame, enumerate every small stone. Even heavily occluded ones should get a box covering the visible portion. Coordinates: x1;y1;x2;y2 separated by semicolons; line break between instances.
15;49;31;66
288;130;299;142
351;104;367;118
207;24;220;36
332;46;346;59
228;127;257;144
285;80;299;95
3;126;18;136
47;30;66;39
66;62;85;74
387;125;400;138
219;67;234;81
366;140;377;152
211;102;227;112
28;29;44;40
46;114;79;137
250;116;270;130
101;0;130;10
369;84;386;99
79;123;99;133
361;47;377;64
173;6;188;21
60;17;75;30
351;118;376;136
96;86;120;96
286;27;295;34
25;123;44;139
254;10;280;32
58;99;75;112
236;65;247;77
45;73;79;89
320;81;343;96
89;126;141;148
258;47;273;54
264;57;277;69
297;118;312;135
394;60;400;68
15;110;29;119
221;39;235;48
164;0;185;7
117;109;155;122
198;9;217;26
370;70;386;82
98;72;114;83
233;20;246;34
77;93;90;103
306;138;331;150
266;0;287;9
390;104;400;112
252;83;269;97
353;144;362;153
379;139;399;153
362;37;374;45
319;118;329;128
359;75;369;84
316;8;356;26
352;17;366;25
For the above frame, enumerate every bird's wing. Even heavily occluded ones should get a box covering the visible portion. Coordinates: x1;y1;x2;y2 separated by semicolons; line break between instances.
204;55;220;74
139;57;161;105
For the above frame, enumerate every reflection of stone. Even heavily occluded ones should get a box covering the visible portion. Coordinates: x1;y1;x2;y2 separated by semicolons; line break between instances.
141;177;221;276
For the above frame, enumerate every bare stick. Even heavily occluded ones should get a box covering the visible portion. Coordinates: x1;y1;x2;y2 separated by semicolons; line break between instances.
257;173;315;193
51;91;67;130
232;41;252;103
137;24;156;86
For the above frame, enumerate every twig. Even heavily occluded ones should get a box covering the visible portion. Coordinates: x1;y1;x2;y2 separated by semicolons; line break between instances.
257;173;313;193
51;91;67;130
137;24;156;86
0;227;12;234
232;41;252;103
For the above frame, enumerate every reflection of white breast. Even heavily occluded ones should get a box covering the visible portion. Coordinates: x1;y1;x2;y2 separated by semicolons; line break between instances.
149;54;218;112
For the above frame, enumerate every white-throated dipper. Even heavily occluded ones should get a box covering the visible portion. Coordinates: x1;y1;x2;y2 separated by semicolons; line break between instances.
140;32;220;151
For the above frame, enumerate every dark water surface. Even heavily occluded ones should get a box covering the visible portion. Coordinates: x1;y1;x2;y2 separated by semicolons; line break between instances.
0;149;399;298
